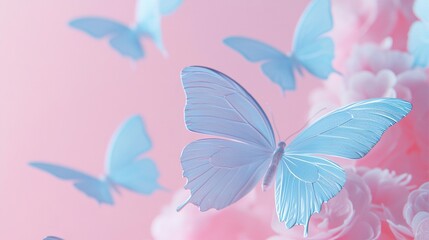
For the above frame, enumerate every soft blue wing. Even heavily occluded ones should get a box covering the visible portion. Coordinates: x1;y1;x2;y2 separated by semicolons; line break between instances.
69;17;129;38
224;37;296;91
414;0;429;23
408;22;429;67
109;30;144;60
275;155;345;237
29;162;113;204
178;138;272;211
408;0;429;67
181;66;276;149
106;115;152;175
109;158;161;194
160;0;183;15
135;0;165;54
286;98;412;158
70;17;144;60
292;0;335;79
224;37;285;62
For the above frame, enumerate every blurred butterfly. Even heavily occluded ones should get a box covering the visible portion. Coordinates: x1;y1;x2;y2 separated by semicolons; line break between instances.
177;66;412;237
69;0;183;60
43;237;63;240
30;115;163;205
408;0;429;67
224;0;336;92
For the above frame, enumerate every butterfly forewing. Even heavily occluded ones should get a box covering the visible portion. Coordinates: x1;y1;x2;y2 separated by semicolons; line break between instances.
286;98;412;158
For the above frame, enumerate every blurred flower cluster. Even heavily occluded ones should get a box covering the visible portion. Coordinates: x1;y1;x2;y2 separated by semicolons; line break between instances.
151;0;429;239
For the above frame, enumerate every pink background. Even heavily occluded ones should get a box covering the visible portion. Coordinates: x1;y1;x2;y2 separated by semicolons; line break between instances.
0;0;333;239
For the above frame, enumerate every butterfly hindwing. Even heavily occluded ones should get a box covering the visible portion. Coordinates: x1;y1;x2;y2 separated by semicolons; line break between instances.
179;138;272;211
275;154;345;237
292;0;335;79
286;98;412;158
109;30;144;60
29;162;113;204
109;158;161;194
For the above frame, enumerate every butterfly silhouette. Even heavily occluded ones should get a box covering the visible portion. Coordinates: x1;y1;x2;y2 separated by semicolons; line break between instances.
224;0;336;92
177;66;412;237
30;115;163;205
408;0;429;67
69;0;183;60
43;237;63;240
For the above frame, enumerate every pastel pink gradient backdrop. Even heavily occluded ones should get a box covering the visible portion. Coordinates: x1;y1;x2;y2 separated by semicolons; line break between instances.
0;0;320;239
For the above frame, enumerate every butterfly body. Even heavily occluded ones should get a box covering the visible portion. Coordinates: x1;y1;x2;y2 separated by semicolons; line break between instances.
262;141;286;191
178;66;412;237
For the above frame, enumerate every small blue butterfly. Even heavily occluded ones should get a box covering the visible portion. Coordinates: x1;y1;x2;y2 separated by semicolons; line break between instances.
224;0;336;92
43;237;63;240
69;0;183;60
30;115;163;205
408;0;429;67
177;66;412;237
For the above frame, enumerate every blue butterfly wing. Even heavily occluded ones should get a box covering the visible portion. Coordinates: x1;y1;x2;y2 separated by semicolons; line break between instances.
286;98;412;158
224;37;285;62
292;0;335;79
224;37;296;92
29;162;113;204
261;58;296;91
179;139;272;211
179;66;275;211
408;0;429;67
109;30;144;60
275;155;345;237
135;0;165;54
109;158;161;195
182;66;275;148
274;98;412;236
70;17;143;60
106;115;151;174
414;0;429;22
69;17;129;38
159;0;183;15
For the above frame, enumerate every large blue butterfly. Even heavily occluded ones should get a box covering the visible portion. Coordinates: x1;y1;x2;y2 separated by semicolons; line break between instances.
69;0;183;60
408;0;429;67
30;115;163;205
177;66;412;237
224;0;335;92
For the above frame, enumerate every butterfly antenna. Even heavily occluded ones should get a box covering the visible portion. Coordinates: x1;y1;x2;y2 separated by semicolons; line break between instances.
284;107;327;143
176;195;191;212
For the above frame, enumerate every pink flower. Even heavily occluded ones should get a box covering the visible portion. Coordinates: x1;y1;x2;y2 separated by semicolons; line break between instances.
356;168;412;224
151;190;274;240
270;169;381;240
388;182;429;240
331;0;416;69
309;44;429;185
